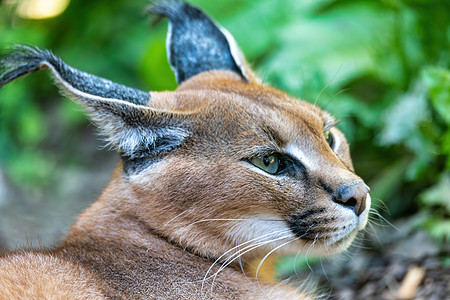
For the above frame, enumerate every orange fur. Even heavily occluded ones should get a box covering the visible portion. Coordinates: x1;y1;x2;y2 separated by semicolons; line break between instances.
0;3;370;298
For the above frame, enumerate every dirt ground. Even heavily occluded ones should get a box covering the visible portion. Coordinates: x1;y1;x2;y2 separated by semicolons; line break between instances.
299;221;449;299
0;132;116;250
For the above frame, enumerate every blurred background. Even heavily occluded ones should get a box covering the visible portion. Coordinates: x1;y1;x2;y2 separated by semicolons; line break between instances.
0;0;448;298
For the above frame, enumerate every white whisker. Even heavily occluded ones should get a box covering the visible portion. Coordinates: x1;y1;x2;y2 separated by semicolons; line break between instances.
290;224;315;277
208;232;293;294
255;236;302;297
314;65;341;106
369;209;398;230
201;228;290;290
320;259;329;281
372;198;390;213
305;233;320;271
214;232;292;276
163;209;189;227
292;241;311;278
178;218;284;245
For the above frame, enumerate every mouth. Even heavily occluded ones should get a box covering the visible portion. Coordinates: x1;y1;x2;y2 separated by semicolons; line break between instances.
286;212;368;254
287;195;371;244
290;227;358;256
286;208;335;242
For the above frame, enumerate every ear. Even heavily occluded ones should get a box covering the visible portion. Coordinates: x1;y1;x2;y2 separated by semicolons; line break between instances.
0;46;191;159
0;46;151;105
149;1;253;84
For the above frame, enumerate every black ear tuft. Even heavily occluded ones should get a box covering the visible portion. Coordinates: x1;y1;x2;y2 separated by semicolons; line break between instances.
149;1;248;83
0;45;150;106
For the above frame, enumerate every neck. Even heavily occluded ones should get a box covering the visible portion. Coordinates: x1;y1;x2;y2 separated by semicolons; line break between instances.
61;168;267;271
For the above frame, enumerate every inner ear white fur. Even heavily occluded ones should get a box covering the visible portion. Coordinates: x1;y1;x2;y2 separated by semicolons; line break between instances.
217;25;249;82
90;107;189;159
165;21;175;81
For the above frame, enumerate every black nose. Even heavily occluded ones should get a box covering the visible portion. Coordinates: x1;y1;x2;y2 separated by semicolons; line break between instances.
335;182;369;216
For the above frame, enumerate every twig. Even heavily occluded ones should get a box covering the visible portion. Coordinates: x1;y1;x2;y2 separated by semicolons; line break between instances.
396;265;426;300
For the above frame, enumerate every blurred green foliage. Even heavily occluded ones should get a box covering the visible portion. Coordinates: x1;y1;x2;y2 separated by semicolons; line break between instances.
0;0;449;242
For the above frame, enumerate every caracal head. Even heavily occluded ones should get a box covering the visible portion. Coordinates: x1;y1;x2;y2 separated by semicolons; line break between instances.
127;70;370;260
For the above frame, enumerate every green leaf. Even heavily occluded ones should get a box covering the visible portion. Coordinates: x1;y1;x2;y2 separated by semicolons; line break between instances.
369;158;409;208
275;255;320;279
442;131;450;170
139;30;177;91
423;218;450;244
422;66;450;124
378;83;430;146
419;173;450;213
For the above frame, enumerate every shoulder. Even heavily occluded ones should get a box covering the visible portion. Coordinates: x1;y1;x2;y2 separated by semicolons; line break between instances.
0;251;105;299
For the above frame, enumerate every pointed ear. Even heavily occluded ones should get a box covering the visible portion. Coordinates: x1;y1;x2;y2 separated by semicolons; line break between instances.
0;45;150;105
0;46;191;159
149;1;257;84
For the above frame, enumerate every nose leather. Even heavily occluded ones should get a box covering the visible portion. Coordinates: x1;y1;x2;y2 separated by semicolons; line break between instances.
336;182;370;216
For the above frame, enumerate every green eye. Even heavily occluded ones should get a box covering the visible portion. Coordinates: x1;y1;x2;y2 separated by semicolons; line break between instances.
324;130;335;149
250;154;281;174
